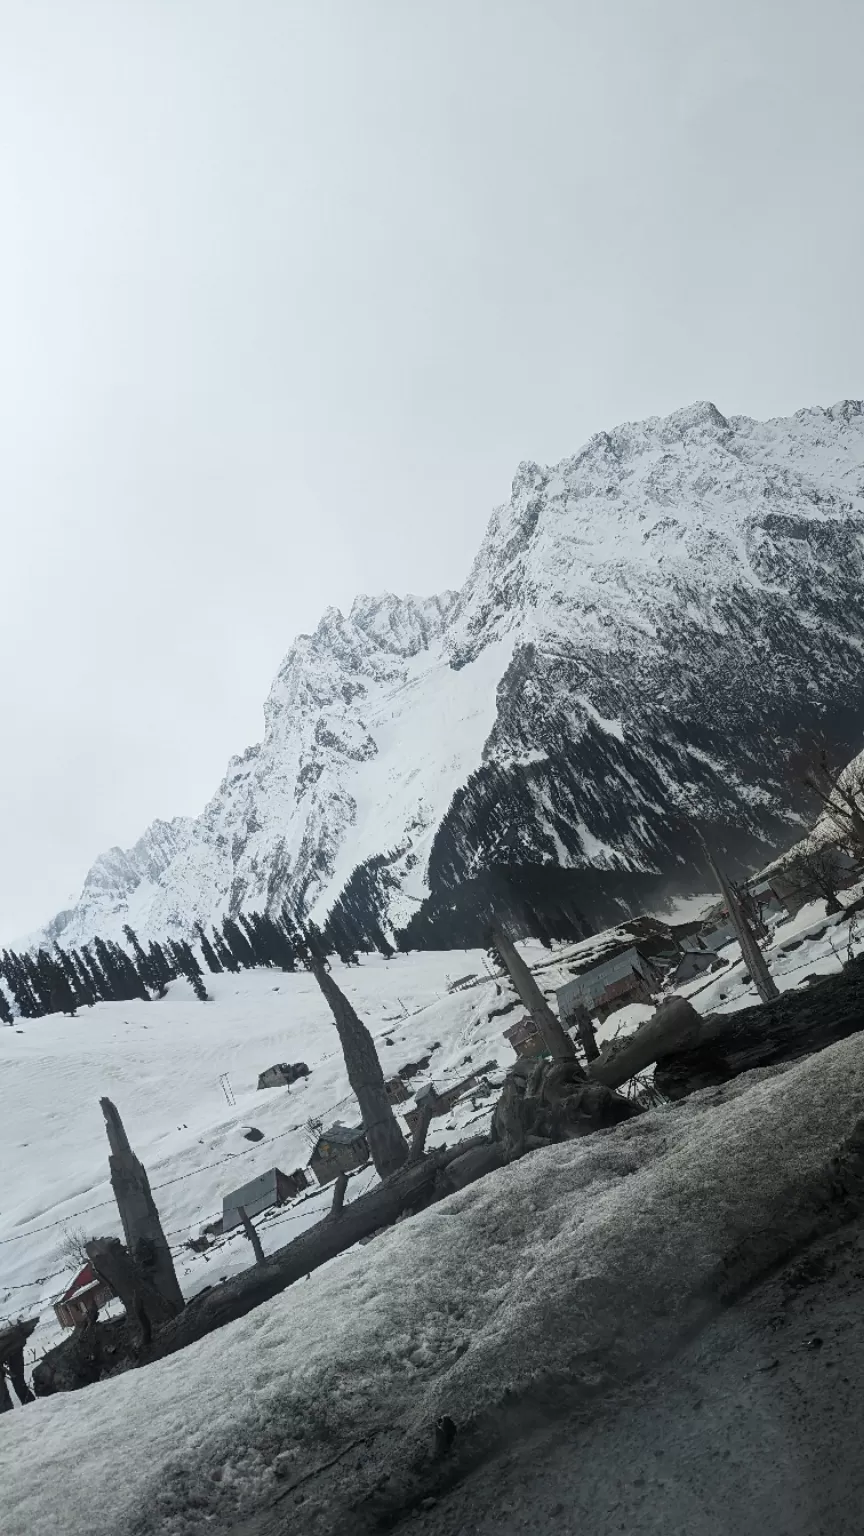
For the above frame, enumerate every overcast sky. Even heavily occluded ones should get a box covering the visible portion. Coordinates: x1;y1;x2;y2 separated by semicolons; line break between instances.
1;0;862;940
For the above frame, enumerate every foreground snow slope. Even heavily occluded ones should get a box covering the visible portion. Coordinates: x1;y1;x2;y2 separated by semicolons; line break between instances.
36;399;864;949
4;1031;864;1536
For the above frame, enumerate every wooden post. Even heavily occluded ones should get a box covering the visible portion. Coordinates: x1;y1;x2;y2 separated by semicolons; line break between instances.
408;1103;434;1163
237;1206;267;1266
329;1172;348;1219
490;928;579;1063
308;962;409;1179
6;1349;33;1405
701;843;779;1005
99;1099;185;1314
571;1003;600;1061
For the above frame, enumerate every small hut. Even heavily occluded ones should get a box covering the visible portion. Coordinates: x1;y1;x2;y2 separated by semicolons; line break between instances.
257;1061;310;1091
503;1015;547;1059
54;1264;115;1329
670;948;722;986
309;1123;369;1186
222;1166;309;1232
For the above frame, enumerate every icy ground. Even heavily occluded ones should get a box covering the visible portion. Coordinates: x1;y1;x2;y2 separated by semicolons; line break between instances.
4;1020;864;1535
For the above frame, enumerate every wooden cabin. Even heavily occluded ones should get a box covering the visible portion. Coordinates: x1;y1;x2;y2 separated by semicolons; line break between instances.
503;1015;547;1059
54;1264;115;1329
309;1123;369;1186
557;947;658;1024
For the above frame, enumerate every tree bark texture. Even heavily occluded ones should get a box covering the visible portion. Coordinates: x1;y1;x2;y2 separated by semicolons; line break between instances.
491;929;578;1061
309;963;409;1179
588;996;707;1089
492;1058;643;1161
86;1236;181;1331
100;1098;185;1313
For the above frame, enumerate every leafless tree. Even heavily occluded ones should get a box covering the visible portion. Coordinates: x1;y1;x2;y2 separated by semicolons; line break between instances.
803;747;864;862
783;846;847;915
304;1115;324;1148
55;1225;94;1272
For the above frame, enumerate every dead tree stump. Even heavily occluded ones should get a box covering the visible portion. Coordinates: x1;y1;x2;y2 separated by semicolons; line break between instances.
100;1099;184;1314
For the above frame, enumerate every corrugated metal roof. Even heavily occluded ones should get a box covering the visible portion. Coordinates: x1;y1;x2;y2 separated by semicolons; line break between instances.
223;1168;281;1231
557;947;653;1012
320;1121;365;1146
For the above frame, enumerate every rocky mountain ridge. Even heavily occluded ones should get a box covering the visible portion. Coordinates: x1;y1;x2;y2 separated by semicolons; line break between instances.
39;399;864;950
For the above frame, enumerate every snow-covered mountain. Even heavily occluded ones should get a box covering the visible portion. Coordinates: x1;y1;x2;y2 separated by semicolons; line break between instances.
40;399;864;949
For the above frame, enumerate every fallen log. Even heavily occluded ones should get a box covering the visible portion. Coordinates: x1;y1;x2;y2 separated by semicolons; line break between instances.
655;954;864;1099
588;996;708;1089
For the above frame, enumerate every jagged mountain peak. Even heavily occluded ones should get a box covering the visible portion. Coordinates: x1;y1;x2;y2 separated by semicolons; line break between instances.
34;400;864;952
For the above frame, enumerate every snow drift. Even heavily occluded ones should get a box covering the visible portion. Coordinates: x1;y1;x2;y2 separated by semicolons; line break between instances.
5;1032;864;1536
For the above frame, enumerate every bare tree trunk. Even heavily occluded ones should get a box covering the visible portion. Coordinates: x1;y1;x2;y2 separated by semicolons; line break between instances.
100;1099;185;1314
309;963;409;1179
86;1236;181;1334
237;1206;267;1265
0;1318;38;1408
490;928;579;1062
701;846;778;1005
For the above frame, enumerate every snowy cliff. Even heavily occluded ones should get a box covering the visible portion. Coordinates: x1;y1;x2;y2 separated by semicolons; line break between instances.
41;400;864;947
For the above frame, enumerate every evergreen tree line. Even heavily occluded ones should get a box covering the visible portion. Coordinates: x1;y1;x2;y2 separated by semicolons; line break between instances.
0;897;400;1023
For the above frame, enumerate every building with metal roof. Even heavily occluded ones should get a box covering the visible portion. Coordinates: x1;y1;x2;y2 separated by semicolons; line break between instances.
556;947;657;1022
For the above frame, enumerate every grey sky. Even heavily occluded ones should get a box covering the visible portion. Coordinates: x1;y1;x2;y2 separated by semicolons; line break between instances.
1;0;862;940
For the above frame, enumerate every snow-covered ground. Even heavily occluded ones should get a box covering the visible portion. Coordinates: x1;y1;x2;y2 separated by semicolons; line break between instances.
5;1022;864;1536
0;949;515;1365
4;902;864;1379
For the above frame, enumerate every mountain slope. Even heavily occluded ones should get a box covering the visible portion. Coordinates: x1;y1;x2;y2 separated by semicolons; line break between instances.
40;400;864;949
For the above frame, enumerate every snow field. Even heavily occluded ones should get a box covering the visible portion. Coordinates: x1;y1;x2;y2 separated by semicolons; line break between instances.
5;1020;864;1535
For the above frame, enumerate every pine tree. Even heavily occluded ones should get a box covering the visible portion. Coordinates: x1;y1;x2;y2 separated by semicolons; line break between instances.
55;946;89;1009
221;916;255;970
6;953;40;1017
70;949;99;1005
123;925;153;989
0;984;13;1025
147;941;175;992
195;924;222;974
212;927;239;973
79;945;110;1002
171;941;210;1000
